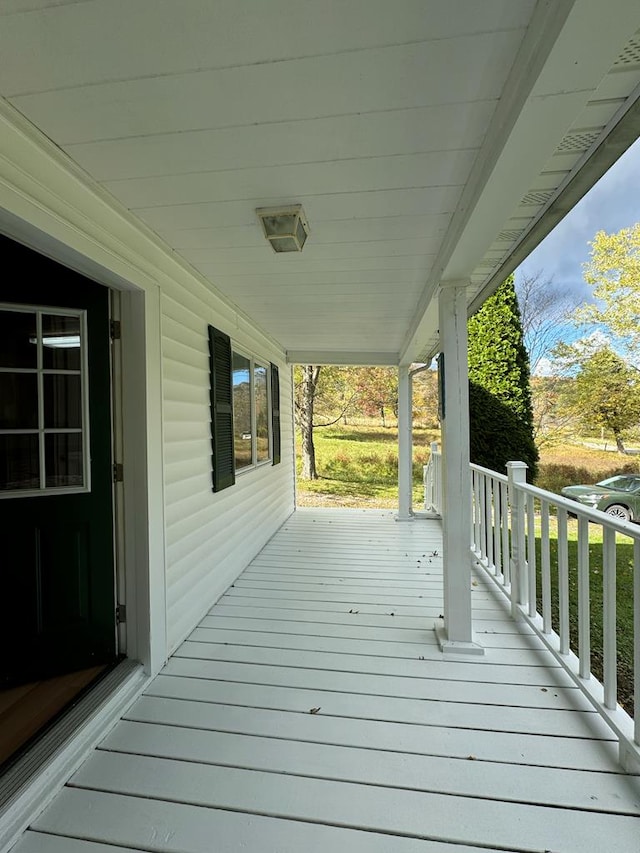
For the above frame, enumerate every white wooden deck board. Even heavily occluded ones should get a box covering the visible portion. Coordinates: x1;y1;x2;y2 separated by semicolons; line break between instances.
15;509;640;853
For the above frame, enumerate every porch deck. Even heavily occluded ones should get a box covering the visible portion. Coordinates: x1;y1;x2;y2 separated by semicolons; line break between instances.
13;509;640;852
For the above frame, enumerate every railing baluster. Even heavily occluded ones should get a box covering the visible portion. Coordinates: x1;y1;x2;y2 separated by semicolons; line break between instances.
478;473;487;563
473;470;481;557
493;476;502;577
485;475;494;570
635;538;639;746
470;460;639;768
577;515;591;680
540;499;551;634
501;480;510;587
603;525;617;709
557;508;569;655
526;494;536;618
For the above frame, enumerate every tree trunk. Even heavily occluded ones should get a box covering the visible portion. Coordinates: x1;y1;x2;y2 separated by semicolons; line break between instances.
300;365;321;479
614;431;627;454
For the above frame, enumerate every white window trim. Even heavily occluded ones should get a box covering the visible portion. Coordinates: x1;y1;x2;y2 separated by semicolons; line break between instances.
0;302;90;499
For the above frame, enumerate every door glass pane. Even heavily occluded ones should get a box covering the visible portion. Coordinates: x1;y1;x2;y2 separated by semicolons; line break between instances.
42;314;81;370
0;373;38;429
45;433;83;487
44;374;82;428
255;363;269;463
0;310;37;368
232;352;252;470
0;434;39;491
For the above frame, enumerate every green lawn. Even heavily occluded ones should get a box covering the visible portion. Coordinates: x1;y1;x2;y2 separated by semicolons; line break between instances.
296;423;438;507
531;519;636;716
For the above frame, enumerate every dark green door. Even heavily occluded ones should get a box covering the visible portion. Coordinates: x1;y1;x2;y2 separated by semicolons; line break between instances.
0;237;117;686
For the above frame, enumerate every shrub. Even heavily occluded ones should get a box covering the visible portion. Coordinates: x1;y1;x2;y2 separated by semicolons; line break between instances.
536;461;640;495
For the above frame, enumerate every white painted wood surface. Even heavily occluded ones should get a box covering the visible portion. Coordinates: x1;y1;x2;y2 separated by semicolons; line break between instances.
161;285;294;652
11;510;640;853
1;3;639;363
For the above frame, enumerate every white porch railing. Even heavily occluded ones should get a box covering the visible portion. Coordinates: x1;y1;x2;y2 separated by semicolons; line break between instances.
423;441;442;516
425;444;640;772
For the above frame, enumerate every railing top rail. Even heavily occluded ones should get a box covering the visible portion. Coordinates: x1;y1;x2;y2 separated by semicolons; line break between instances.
512;479;640;539
470;463;508;484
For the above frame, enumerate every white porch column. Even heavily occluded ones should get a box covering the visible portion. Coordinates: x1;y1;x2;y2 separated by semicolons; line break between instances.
435;281;483;655
396;365;413;522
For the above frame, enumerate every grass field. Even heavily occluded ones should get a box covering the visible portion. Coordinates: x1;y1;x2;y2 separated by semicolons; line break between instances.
532;518;635;715
295;423;438;507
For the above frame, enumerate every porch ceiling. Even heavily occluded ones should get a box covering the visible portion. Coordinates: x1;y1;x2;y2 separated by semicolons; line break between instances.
1;1;640;363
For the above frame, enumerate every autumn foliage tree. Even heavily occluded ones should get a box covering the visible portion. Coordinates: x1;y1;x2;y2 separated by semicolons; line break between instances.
574;223;640;356
553;340;640;453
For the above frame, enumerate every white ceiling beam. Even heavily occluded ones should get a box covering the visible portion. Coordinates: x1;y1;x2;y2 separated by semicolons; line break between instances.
400;0;640;363
286;351;399;366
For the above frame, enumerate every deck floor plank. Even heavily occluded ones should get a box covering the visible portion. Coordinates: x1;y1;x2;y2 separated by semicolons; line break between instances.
14;509;640;853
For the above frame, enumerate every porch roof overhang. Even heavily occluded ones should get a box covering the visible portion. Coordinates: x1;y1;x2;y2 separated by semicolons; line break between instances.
0;1;639;364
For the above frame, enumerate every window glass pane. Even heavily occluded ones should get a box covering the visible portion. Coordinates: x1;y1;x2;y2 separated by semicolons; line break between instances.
0;373;38;429
42;314;81;370
232;352;252;470
255;363;269;463
44;374;82;428
0;310;37;368
45;433;84;488
0;434;40;491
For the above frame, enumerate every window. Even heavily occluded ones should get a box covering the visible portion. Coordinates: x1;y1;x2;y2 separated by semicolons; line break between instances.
0;304;89;497
232;351;270;471
209;325;280;493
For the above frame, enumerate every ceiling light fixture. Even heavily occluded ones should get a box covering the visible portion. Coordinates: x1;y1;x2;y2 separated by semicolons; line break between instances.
256;204;310;253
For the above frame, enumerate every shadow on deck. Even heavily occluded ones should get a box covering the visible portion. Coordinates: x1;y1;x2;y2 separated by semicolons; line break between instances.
12;509;640;852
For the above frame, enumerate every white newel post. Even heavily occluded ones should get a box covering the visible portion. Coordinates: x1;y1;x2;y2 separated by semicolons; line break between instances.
397;365;413;522
436;281;483;655
507;461;528;621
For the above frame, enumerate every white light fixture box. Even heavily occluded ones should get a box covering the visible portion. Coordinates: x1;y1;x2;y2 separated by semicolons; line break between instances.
256;204;310;253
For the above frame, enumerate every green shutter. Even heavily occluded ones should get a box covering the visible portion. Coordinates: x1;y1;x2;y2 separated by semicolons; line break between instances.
209;326;235;492
271;363;281;465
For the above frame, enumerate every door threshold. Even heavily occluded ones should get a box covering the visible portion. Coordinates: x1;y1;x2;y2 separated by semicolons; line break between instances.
0;659;147;851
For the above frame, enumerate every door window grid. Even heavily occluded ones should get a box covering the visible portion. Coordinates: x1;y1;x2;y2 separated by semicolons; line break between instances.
0;304;90;497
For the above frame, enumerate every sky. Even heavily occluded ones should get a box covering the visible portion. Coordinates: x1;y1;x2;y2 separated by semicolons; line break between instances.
515;135;640;305
513;135;640;373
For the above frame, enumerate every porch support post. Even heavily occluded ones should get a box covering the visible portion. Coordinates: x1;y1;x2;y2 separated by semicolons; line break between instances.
396;365;413;522
435;280;483;656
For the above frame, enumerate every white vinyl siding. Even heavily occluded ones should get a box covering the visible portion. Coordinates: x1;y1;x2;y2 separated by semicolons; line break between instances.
161;288;294;653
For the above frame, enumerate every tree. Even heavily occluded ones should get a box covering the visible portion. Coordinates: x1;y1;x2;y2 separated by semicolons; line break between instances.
296;366;321;479
574;223;640;356
467;275;538;478
515;269;581;375
294;365;360;480
353;367;398;427
553;341;640;453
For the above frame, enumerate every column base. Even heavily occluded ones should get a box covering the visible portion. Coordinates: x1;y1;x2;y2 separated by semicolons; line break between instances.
394;514;415;523
434;621;485;656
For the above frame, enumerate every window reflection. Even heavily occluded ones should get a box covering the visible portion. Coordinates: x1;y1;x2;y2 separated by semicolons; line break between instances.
44;374;82;429
0;310;37;369
233;352;252;470
42;314;81;370
255;363;269;463
45;433;84;488
0;373;38;429
0;434;39;491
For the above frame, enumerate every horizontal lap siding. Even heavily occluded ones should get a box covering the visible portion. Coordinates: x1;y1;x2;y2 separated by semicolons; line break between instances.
161;288;294;654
